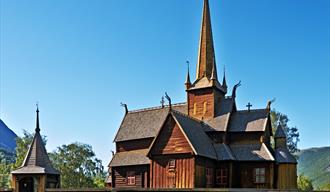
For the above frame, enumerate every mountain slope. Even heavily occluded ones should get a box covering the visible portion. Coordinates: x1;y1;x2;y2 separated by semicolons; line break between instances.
297;147;330;189
0;119;17;153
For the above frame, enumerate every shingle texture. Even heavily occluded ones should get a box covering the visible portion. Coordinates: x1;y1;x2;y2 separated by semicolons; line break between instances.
275;148;297;164
114;103;187;142
109;149;150;167
12;131;59;175
206;97;235;131
229;143;274;161
228;109;269;132
213;143;235;160
172;111;217;160
275;124;287;138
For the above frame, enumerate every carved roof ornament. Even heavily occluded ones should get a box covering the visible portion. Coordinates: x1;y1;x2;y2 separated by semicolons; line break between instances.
165;92;172;110
120;102;128;114
232;80;241;99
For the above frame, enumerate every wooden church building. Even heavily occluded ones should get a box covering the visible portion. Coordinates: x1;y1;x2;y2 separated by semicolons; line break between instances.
11;107;60;192
108;0;297;189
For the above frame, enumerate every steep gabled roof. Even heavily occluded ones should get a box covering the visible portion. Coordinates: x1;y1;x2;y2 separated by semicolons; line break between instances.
171;111;217;160
114;103;187;142
229;143;274;161
206;97;235;131
12;108;59;175
275;148;297;164
213;143;235;161
228;109;269;132
275;124;287;138
108;149;150;167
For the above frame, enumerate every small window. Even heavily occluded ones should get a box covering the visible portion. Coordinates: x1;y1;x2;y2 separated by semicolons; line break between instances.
193;103;197;115
206;167;213;185
127;171;136;185
203;101;207;114
254;168;266;183
168;159;176;169
216;168;228;186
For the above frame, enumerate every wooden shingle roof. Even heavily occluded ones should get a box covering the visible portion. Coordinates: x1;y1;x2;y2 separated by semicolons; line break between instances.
229;143;275;161
114;103;187;142
228;109;269;132
171;111;217;160
108;149;150;167
206;97;235;132
12;109;59;175
12;131;59;175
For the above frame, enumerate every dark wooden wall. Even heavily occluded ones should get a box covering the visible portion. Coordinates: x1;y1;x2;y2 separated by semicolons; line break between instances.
116;138;153;152
194;157;216;188
112;165;149;188
151;155;194;188
232;162;274;189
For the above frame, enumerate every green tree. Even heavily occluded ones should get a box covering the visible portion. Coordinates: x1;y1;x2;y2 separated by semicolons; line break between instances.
270;109;300;153
49;142;105;188
13;130;47;169
298;174;314;192
0;158;12;188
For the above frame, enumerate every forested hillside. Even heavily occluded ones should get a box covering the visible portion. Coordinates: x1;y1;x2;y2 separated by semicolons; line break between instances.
297;147;330;189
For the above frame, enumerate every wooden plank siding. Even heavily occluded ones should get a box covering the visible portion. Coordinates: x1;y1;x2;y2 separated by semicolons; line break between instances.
151;155;194;188
112;165;149;188
187;88;215;120
276;164;297;189
150;116;193;155
116;138;153;152
195;157;216;188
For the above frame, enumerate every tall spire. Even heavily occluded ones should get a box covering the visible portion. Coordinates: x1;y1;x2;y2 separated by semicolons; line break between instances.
196;0;217;80
36;104;40;133
222;65;227;90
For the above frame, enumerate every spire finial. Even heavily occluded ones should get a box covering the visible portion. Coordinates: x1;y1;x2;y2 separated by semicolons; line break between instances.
196;0;216;80
36;102;40;133
222;65;227;90
185;60;191;89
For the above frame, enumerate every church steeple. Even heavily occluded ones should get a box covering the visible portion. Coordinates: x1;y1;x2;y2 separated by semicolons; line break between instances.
196;0;216;80
222;66;227;90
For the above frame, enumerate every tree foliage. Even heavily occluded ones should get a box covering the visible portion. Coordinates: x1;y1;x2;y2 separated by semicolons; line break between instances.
49;142;105;188
298;174;314;192
270;109;300;153
0;150;13;188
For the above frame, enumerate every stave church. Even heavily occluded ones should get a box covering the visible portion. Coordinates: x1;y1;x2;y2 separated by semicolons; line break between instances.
108;0;297;189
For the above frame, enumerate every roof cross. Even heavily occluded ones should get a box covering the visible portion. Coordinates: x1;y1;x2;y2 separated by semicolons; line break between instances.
246;102;252;112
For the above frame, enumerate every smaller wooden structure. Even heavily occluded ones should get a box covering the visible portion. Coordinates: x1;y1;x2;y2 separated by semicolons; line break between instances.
11;108;60;192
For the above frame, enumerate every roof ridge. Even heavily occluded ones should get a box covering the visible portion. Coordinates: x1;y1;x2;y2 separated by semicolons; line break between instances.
128;102;186;114
236;108;267;113
171;109;203;124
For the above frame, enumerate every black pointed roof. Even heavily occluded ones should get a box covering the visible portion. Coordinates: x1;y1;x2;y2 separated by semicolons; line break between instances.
12;108;59;175
275;124;287;138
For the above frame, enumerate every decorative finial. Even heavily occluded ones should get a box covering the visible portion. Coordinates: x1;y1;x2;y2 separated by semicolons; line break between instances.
120;102;128;114
246;102;252;112
232;80;241;99
35;102;40;133
160;96;165;108
266;98;276;111
222;65;227;90
185;60;191;89
165;92;172;110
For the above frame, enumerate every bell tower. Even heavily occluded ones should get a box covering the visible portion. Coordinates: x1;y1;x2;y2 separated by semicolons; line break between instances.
186;0;227;120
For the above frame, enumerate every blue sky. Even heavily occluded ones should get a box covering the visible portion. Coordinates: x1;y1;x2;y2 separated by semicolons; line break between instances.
0;0;329;166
